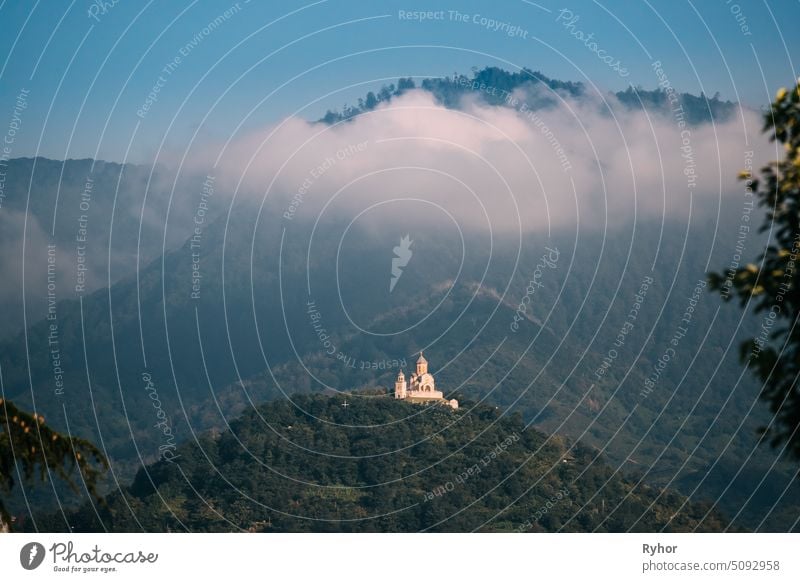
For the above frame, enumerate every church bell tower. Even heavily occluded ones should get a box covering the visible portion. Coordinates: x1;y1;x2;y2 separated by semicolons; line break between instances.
416;351;428;376
395;370;407;399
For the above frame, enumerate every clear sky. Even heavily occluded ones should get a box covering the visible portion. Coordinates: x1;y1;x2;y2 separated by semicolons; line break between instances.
0;0;797;162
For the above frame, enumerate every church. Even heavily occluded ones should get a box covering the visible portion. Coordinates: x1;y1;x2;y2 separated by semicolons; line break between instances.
394;352;459;409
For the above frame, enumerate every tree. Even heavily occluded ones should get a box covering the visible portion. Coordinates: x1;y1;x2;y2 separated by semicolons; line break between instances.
378;84;393;103
709;79;800;459
396;77;415;94
0;398;107;530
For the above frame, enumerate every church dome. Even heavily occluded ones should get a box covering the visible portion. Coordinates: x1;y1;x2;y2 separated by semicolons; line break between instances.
417;352;427;364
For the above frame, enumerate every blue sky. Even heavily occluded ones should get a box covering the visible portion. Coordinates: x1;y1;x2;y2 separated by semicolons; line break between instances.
0;0;797;162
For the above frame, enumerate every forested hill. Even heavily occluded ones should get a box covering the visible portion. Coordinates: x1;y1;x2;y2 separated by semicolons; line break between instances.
37;394;729;533
320;66;737;125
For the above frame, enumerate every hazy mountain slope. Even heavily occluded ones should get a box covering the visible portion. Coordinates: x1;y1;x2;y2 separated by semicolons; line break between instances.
3;194;799;531
0;157;203;339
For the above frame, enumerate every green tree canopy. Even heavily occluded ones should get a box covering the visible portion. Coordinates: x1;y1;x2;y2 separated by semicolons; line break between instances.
709;79;800;460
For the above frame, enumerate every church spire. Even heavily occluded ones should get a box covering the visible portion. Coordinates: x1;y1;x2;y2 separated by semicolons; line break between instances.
416;351;428;375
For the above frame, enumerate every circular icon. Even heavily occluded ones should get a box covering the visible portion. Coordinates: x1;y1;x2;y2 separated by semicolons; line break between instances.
19;542;46;570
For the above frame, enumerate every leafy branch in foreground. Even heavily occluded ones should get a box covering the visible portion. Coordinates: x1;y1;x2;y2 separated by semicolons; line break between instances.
0;398;108;530
709;79;800;459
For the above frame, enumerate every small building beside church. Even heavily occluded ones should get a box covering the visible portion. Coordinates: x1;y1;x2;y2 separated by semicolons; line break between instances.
394;352;458;409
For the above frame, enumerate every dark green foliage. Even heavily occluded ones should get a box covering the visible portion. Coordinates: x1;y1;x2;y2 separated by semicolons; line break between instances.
43;394;727;532
709;80;800;460
0;398;107;529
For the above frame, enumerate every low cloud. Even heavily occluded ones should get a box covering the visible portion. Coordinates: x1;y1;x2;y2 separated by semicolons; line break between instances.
181;88;771;234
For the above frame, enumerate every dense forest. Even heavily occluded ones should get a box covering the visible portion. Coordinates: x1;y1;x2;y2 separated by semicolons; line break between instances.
30;394;728;533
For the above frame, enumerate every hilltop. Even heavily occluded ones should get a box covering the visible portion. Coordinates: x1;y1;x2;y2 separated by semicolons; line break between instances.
320;66;737;125
36;394;729;532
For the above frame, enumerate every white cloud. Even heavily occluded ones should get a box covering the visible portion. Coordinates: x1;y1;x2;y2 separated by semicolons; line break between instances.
182;88;771;234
